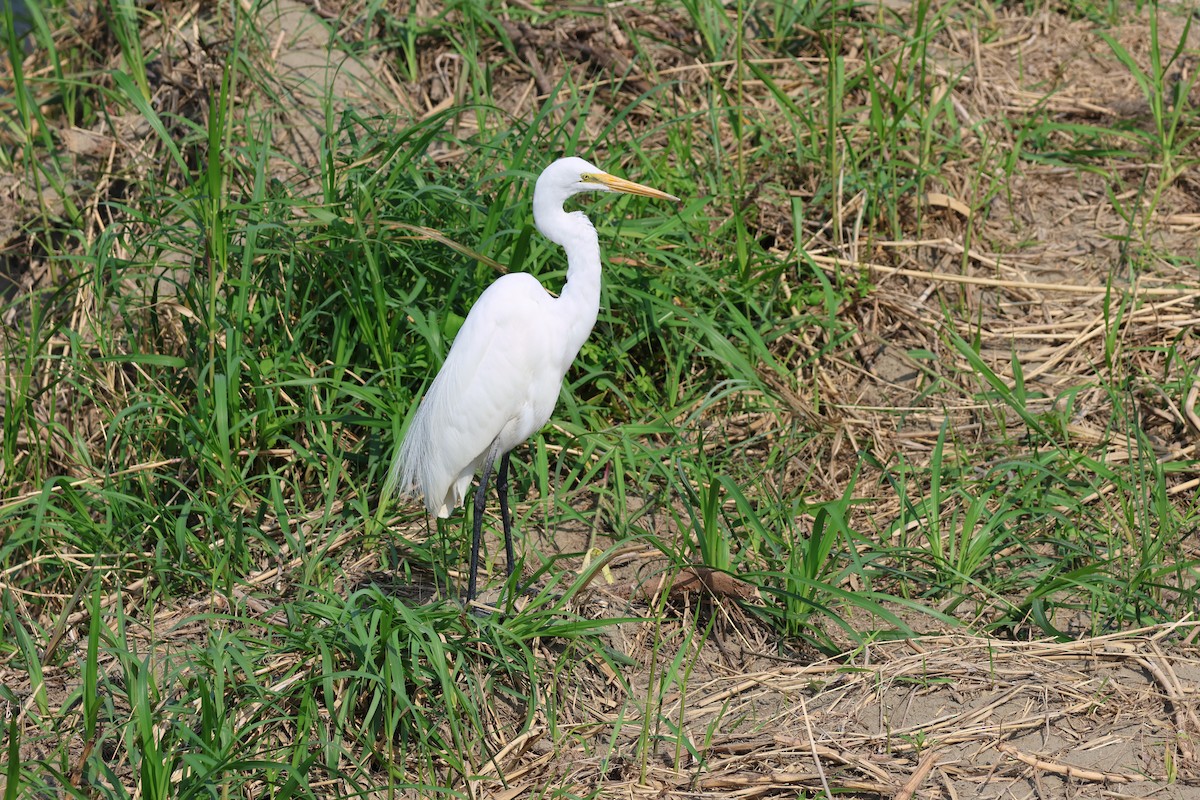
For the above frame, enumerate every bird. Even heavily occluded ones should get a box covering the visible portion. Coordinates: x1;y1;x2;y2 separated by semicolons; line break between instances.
386;156;679;601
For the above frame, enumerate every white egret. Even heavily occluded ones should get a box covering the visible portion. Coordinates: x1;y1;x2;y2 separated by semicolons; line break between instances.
386;156;679;601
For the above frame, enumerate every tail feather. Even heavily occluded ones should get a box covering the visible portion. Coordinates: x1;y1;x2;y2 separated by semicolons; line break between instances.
384;411;424;508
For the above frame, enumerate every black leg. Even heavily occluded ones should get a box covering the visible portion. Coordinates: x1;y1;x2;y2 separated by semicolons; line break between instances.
496;452;515;579
467;456;495;602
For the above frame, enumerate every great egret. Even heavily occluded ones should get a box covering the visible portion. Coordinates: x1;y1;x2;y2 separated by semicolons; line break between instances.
387;157;679;601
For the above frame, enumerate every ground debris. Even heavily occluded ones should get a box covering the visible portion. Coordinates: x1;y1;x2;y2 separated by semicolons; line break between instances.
528;626;1200;798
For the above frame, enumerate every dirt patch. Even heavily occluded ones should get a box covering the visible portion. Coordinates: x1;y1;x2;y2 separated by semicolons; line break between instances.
453;614;1200;798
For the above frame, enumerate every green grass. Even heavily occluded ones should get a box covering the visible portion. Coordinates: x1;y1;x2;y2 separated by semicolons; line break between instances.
1;0;1199;794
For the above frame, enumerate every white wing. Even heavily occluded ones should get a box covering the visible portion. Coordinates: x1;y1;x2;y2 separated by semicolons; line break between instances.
387;272;573;517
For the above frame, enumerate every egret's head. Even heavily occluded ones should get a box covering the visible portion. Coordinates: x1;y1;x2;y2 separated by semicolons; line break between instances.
535;157;679;205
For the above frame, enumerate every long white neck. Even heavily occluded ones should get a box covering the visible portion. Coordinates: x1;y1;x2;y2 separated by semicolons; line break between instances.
535;203;602;359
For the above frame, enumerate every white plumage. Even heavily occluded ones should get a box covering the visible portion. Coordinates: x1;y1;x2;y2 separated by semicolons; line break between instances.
385;156;678;600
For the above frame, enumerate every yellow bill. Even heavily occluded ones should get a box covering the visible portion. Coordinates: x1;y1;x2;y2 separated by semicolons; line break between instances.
583;171;680;202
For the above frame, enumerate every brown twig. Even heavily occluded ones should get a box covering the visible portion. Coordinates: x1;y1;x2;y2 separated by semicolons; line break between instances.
996;742;1141;783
